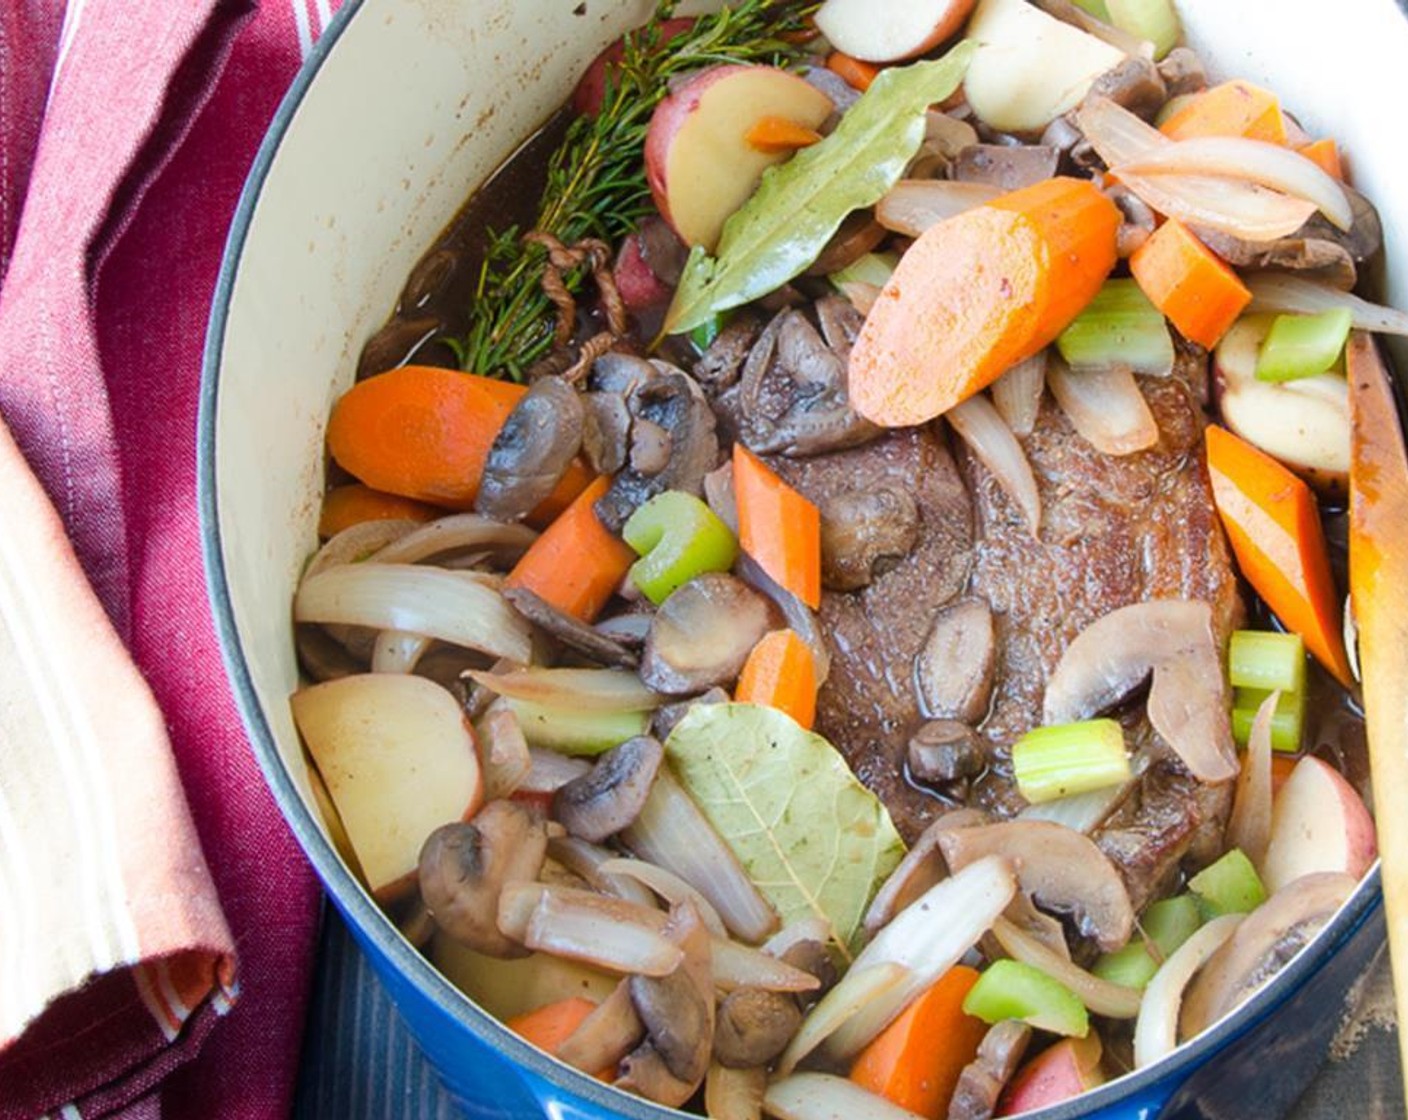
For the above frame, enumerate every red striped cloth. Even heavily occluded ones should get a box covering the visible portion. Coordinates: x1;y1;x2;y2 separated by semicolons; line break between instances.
0;1;343;1115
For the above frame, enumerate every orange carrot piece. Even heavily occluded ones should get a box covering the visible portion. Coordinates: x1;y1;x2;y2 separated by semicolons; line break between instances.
849;177;1119;427
1129;218;1251;349
1160;80;1288;144
744;114;824;154
1271;751;1299;797
736;629;818;730
526;456;595;529
505;998;613;1081
1206;425;1353;686
1298;138;1344;181
505;475;635;623
317;483;443;539
826;50;881;92
732;444;821;610
849;967;988;1120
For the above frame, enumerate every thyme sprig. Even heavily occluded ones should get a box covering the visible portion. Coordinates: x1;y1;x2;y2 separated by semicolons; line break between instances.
455;1;817;380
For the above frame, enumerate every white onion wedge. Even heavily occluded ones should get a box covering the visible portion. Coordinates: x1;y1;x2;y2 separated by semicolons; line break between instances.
1112;170;1316;243
369;512;536;565
501;883;684;977
620;768;778;944
946;394;1042;535
370;629;431;674
835;280;881;317
304;518;420;581
1133;914;1242;1068
1116;137;1353;231
711;938;822;994
803;856;1018;1065
765;1073;928;1120
1018;777;1137;833
876;179;1001;238
990;351;1048;437
556;978;643;1076
295;562;532;662
546;837;659;910
467;667;661;713
1047;360;1159;456
762;916;835;959
706;1063;766;1120
1077;94;1170;166
600;858;728;938
519;748;592;795
990;917;1142;1019
478;704;532;801
1226;691;1277;873
776;962;911;1076
1244;273;1408;336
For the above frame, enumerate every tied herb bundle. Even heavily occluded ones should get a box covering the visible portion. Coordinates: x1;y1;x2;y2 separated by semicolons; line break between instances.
454;0;817;381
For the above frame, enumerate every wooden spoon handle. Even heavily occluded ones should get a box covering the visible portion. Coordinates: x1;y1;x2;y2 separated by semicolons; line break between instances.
1347;331;1408;1098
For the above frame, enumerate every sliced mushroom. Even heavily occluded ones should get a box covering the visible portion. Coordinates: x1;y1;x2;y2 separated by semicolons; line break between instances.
953;144;1061;192
1191;226;1357;291
636;214;689;288
596;370;719;531
819;485;920;591
714;987;803;1069
1179;872;1357;1038
1156;47;1207;98
947;1021;1033;1120
582;390;633;476
478;702;532;801
694;314;766;396
418;800;549;957
556;977;645;1077
1086;55;1167;119
503;586;639;668
938;819;1135;952
554;735;666;843
915;598;996;724
1108;183;1158;258
640;574;771;696
1043;599;1239;784
806;211;887;277
653;686;730;741
620;901;716;1106
908;720;986;786
476;376;585;521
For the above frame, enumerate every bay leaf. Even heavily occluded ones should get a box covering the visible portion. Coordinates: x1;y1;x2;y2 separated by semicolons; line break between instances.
663;44;976;336
664;702;905;956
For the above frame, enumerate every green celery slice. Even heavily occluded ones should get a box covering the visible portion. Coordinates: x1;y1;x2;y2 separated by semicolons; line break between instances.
1229;630;1306;693
1093;895;1203;990
623;491;738;605
962;959;1090;1037
1188;849;1267;918
1011;719;1131;804
1071;0;1112;18
1232;686;1305;754
502;699;649;756
1091;941;1159;989
1056;279;1175;375
1106;0;1181;58
830;251;899;289
1256;309;1353;382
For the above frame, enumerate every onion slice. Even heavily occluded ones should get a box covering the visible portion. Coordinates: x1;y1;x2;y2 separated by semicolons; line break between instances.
546;836;659;910
467;667;661;713
989;917;1142;1019
600;858;729;938
295;562;532;662
711;938;822;994
1077;95;1168;167
766;1073;928;1120
776;962;911;1077
1018;776;1138;834
304;518;420;581
706;1064;767;1120
1226;690;1277;872
946;394;1042;535
1112;170;1317;243
990;352;1048;438
556;978;643;1076
1116;137;1353;231
523;890;684;977
1047;359;1159;456
1133;914;1242;1068
519;748;592;795
876;180;1001;238
370;629;431;674
370;512;537;565
1245;273;1408;336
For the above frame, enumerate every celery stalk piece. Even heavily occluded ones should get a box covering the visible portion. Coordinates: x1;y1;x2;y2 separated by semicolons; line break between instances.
1256;309;1354;382
1106;0;1181;59
1093;895;1203;990
1091;941;1159;990
830;251;899;290
1232;686;1305;754
1228;630;1306;693
623;491;739;606
1056;279;1175;376
1187;849;1267;918
1070;0;1112;19
962;959;1090;1037
690;314;727;351
502;698;650;756
1011;719;1132;804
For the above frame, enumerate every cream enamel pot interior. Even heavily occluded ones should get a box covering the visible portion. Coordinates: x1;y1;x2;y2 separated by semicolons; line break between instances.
201;2;1406;1117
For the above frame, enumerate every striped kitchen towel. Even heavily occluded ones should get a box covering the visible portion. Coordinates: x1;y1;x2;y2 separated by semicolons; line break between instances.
0;0;344;1115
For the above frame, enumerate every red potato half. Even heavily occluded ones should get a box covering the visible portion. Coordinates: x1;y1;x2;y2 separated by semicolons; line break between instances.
291;673;484;903
1261;755;1377;893
815;0;977;63
572;18;696;117
998;1035;1104;1117
645;65;835;251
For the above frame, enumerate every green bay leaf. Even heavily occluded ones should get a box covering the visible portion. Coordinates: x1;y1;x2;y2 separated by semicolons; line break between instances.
663;43;976;336
664;702;905;956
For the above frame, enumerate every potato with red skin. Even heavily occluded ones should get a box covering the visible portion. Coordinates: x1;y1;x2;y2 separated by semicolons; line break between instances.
998;1036;1104;1117
816;0;977;62
1262;756;1378;893
613;231;673;311
645;64;834;251
571;18;696;118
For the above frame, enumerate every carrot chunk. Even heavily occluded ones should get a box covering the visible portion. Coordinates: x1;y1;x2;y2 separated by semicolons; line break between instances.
744;114;824;154
1206;425;1353;686
848;177;1119;427
733;444;821;609
736;629;818;730
826;51;881;92
1160;80;1288;144
505;475;636;623
1129;218;1251;349
1298;138;1344;181
849;967;988;1120
505;997;613;1081
317;483;443;539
